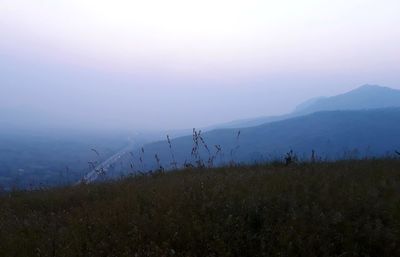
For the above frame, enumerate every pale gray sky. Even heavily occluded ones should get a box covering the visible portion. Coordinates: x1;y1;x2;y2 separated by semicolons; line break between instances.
1;0;399;131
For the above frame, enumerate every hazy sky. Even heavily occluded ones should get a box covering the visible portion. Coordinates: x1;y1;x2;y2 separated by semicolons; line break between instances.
1;0;400;131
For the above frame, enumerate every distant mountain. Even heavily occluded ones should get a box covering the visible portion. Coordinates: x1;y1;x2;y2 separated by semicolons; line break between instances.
293;97;327;113
205;114;293;130
127;108;400;171
294;85;400;114
211;85;400;129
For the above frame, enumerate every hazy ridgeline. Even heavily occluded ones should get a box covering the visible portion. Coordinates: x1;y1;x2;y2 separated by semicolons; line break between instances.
89;85;400;180
116;108;400;175
2;85;400;187
1;159;399;256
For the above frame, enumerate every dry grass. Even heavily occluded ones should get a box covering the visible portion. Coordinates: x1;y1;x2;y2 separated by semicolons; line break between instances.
1;159;400;257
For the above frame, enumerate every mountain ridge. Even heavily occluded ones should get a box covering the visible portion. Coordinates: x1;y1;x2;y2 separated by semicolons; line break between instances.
293;84;400;115
119;107;400;173
210;84;400;130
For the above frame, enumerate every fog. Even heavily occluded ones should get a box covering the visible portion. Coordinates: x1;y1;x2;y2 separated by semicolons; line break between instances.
1;0;400;132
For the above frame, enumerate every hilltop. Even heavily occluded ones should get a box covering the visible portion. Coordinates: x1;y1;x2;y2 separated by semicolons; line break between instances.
1;159;399;256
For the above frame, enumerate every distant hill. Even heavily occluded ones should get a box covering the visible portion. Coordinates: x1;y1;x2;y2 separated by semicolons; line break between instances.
205;114;293;130
211;85;400;129
130;108;400;171
294;84;400;114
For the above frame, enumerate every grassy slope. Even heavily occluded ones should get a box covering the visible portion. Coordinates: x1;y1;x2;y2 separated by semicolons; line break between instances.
1;159;400;257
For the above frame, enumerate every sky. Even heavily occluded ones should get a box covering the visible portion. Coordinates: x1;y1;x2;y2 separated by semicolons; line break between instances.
1;0;400;131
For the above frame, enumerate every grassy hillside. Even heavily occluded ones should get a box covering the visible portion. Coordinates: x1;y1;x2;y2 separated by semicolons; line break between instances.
1;159;400;256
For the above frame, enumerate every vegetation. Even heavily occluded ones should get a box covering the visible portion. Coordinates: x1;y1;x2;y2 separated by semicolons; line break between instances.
1;159;400;257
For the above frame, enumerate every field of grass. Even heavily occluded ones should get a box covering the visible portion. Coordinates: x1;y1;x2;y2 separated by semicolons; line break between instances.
1;159;400;257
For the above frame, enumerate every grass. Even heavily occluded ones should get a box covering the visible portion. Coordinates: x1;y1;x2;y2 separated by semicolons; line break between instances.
1;159;400;257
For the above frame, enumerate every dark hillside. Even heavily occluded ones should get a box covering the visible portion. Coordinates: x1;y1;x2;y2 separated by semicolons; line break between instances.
135;108;400;170
1;159;400;256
